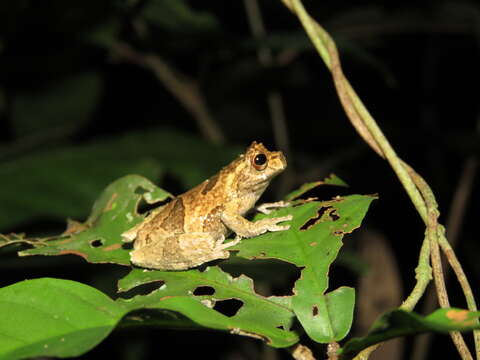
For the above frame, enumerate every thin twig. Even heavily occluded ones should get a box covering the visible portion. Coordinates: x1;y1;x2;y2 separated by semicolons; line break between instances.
283;0;429;221
327;342;340;360
400;235;432;310
289;343;317;360
428;212;472;359
412;157;478;360
406;161;473;360
439;230;480;354
0;233;49;249
279;1;478;359
111;42;225;145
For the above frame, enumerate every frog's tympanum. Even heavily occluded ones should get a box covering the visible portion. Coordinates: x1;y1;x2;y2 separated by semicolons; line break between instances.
122;141;292;270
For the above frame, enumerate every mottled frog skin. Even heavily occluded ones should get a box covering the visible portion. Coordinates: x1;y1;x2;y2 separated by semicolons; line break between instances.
122;141;292;270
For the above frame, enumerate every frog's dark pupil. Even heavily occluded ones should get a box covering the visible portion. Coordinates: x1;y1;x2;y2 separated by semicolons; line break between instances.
254;153;267;166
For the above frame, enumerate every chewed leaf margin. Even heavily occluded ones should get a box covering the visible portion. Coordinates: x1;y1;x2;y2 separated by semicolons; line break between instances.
5;176;376;349
232;194;376;343
284;174;348;201
18;175;172;265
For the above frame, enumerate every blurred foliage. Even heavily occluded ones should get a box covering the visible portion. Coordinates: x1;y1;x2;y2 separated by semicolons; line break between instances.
0;129;238;230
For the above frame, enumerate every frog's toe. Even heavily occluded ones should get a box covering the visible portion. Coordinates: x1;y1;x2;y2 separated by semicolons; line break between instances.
269;224;290;232
273;215;293;223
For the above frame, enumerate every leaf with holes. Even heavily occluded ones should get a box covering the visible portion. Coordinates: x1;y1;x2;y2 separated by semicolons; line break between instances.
19;175;172;265
339;308;480;358
0;278;128;359
117;266;298;347
232;194;376;343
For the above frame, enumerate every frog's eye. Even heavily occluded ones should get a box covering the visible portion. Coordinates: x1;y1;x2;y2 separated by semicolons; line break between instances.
252;153;268;170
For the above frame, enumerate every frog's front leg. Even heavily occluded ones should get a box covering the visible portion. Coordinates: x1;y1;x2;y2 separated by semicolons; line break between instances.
220;211;292;239
256;201;290;214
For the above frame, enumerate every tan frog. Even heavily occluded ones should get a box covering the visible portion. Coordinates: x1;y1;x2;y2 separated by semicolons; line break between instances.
122;141;292;270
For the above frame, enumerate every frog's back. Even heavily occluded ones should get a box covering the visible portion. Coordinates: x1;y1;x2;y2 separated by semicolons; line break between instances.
178;174;230;233
142;198;186;235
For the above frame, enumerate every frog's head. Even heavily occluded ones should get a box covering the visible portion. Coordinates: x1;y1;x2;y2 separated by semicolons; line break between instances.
236;141;287;194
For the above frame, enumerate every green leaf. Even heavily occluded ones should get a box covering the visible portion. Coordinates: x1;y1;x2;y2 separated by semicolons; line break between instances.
19;175;172;265
294;277;355;343
12;73;101;137
118;266;299;347
0;278;127;359
11;177;374;347
284;174;348;201
340;308;480;358
233;194;376;342
323;174;349;186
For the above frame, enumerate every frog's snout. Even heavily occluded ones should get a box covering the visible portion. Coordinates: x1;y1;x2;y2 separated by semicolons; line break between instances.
273;151;287;169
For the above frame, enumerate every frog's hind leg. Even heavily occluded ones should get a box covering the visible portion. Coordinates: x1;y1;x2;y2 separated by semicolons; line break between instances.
129;238;170;270
172;232;232;269
215;235;241;251
177;232;230;260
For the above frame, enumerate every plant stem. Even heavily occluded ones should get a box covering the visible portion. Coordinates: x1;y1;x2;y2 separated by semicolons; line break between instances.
279;0;478;359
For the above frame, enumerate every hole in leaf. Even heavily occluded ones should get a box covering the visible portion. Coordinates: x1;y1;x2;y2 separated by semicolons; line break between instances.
90;239;104;248
193;286;215;296
197;263;214;272
122;242;133;250
300;206;330;230
137;197;172;215
134;187;149;195
276;325;285;330
221;259;300;296
213;299;243;317
312;305;319;316
301;206;341;230
119;281;166;299
329;209;340;221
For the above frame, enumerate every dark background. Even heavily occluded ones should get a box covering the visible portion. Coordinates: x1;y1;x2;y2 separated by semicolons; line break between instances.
0;0;479;359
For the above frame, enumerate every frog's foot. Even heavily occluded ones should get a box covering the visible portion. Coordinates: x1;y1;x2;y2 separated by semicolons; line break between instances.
257;215;293;232
256;201;290;214
221;211;293;238
215;235;242;251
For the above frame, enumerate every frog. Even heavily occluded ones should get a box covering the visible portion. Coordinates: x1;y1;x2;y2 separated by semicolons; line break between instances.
122;141;292;270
